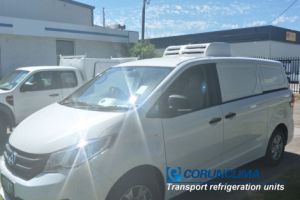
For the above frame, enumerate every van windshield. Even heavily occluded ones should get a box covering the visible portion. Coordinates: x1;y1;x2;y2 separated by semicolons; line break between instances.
60;66;172;111
0;70;29;90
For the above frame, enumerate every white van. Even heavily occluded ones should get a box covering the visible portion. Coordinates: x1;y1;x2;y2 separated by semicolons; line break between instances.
1;43;294;200
0;57;136;138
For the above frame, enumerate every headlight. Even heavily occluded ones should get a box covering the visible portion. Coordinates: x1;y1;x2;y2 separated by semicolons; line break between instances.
44;136;113;172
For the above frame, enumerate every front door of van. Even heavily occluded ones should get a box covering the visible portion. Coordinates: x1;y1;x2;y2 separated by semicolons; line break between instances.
152;63;223;182
13;71;62;123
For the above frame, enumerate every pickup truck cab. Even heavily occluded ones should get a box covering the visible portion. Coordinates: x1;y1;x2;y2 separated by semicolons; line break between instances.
1;43;294;200
0;57;137;138
0;66;83;137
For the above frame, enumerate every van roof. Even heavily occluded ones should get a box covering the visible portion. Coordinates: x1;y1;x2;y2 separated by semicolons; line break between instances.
116;56;281;68
17;66;76;72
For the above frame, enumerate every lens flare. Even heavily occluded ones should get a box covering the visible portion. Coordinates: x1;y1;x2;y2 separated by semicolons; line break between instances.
77;139;88;148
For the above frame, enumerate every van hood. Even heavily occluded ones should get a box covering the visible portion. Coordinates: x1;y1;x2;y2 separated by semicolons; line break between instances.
9;103;125;154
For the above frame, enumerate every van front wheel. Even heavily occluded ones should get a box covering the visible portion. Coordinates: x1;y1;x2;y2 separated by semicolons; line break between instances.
106;172;163;200
265;129;285;166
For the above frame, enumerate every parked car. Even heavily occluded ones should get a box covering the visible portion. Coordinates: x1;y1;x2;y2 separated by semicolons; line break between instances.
1;43;294;200
0;57;136;138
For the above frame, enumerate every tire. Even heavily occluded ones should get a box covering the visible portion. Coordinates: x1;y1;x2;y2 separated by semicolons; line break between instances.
264;128;285;166
106;171;164;200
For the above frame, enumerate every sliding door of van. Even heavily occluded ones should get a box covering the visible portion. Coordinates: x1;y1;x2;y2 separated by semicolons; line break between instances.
151;63;223;180
217;62;268;168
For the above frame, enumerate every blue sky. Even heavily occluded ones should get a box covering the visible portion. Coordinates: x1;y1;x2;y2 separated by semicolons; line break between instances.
78;0;300;38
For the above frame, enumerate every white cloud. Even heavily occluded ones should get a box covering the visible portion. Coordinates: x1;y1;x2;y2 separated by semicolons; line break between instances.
246;20;267;27
221;24;240;29
92;2;279;38
221;20;268;30
146;31;186;38
146;19;207;30
272;15;298;25
145;3;254;18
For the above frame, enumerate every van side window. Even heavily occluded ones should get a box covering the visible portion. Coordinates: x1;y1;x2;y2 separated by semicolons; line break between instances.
218;63;262;102
260;65;287;92
22;71;60;91
150;63;221;118
60;71;78;88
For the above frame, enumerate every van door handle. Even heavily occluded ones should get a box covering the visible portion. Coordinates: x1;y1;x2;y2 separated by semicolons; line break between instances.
225;112;236;119
49;93;59;97
209;117;222;124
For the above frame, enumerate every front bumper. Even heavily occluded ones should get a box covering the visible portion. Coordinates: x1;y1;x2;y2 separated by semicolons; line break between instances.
0;159;109;200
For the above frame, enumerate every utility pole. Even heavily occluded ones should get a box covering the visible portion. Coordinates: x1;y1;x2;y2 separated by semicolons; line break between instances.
141;0;150;42
102;7;106;27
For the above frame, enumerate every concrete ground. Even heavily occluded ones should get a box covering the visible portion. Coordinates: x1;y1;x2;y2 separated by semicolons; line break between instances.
0;101;299;200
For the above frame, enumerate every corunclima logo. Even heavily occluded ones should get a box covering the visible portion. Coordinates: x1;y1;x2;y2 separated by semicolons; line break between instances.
166;167;261;183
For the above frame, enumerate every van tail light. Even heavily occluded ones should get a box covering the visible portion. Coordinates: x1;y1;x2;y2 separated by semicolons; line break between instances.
6;95;14;106
290;93;295;108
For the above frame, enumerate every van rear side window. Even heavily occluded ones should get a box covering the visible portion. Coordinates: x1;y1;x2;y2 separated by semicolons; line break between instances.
217;63;262;102
260;65;287;92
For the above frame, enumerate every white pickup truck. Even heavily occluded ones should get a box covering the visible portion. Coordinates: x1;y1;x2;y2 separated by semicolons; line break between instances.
0;56;137;137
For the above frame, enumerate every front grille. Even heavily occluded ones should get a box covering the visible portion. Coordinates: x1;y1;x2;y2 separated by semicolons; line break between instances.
4;143;50;180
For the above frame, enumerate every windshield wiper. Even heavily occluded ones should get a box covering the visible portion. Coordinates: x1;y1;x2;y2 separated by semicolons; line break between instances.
87;104;129;111
60;100;90;107
61;100;128;111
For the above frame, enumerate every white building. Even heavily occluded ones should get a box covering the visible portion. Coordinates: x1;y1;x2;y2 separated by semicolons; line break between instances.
0;0;138;77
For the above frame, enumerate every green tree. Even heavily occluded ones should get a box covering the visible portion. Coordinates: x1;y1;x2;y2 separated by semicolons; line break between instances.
129;42;158;59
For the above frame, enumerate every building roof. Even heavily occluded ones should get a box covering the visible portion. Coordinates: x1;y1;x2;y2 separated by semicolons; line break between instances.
148;25;300;49
60;0;95;10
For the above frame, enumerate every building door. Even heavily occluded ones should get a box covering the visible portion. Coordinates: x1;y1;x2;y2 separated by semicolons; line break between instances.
56;40;75;64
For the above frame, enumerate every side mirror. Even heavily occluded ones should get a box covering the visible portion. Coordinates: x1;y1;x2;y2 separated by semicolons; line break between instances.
168;94;191;112
20;82;34;92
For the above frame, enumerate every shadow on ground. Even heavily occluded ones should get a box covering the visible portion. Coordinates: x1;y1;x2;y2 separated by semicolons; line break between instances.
173;151;300;200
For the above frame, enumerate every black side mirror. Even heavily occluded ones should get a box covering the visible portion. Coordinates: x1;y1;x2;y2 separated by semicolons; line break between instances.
20;82;34;92
168;94;191;112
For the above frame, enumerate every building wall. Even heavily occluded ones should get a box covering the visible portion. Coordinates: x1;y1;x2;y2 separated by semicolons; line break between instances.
0;16;138;44
75;40;129;58
0;35;57;76
0;0;93;26
231;41;300;58
0;34;130;77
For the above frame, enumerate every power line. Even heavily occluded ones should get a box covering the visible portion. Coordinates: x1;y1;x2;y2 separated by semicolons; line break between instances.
270;0;298;24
